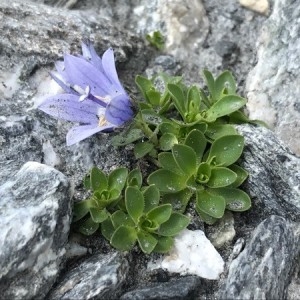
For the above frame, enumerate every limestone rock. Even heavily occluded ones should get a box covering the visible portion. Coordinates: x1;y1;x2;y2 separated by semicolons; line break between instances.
48;252;129;300
239;0;269;15
0;162;72;299
245;0;300;154
221;215;300;299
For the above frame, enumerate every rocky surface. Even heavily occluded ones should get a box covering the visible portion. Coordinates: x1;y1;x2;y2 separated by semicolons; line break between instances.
0;162;72;299
1;0;300;299
246;0;300;155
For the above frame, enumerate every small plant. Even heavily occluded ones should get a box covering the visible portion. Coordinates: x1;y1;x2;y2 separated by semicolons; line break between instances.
73;66;254;252
146;31;165;50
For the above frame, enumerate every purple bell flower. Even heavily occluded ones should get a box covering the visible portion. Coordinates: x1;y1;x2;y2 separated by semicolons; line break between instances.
38;42;134;146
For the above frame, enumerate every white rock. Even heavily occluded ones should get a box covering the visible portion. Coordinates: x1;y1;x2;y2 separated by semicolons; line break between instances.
239;0;269;15
159;229;224;279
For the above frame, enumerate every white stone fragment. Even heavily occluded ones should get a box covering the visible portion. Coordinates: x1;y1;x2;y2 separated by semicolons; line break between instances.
160;229;224;279
239;0;269;15
42;140;61;167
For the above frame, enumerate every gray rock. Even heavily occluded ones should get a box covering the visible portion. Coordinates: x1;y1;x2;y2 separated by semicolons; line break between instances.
221;215;300;299
48;252;130;300
245;0;300;155
120;276;202;300
237;124;300;222
0;161;72;300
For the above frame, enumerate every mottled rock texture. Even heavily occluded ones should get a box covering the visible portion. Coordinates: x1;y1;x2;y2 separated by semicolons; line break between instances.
0;162;72;300
246;0;300;155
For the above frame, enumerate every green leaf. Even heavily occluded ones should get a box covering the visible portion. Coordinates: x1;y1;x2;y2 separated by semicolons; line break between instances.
196;189;225;218
101;217;115;241
158;212;190;236
195;207;218;225
209;187;251;212
143;185;160;213
158;152;184;175
111;210;135;228
127;168;143;188
196;162;211;184
135;75;153;103
89;207;109;223
108;167;128;193
110;226;137;251
215;71;237;99
154;236;174;253
184;129;207;163
159;133;178;151
90;167;107;192
161;188;193;212
73;200;91;222
203;70;216;102
125;186;145;223
141;109;165;125
167;83;186;119
146;89;161;106
172;144;197;176
147;204;172;225
134;141;154;159
159;121;179;135
228;164;248;188
206;167;237;188
206;95;247;121
137;231;158;254
206;124;237;141
78;217;99;235
111;128;144;146
187;85;201;114
146;30;165;50
148;169;187;193
83;174;91;190
207;135;244;167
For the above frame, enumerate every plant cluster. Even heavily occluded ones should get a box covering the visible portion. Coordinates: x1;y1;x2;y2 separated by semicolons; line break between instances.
73;70;253;253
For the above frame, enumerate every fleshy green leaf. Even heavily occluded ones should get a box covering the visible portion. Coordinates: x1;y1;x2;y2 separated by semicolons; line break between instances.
158;152;184;175
161;188;193;212
101;217;115;241
127;169;143;188
110;226;137;251
187;85;201;118
203;70;216;102
83;174;91;190
184;129;207;163
158;212;190;236
153;236;174;253
196;162;211;184
209;187;251;212
146;30;165;50
159;121;179;135
196;189;225;218
159;133;178;151
78;217;99;235
148;169;187;193
167;83;186;119
207;135;244;167
111;210;135;228
146;89;161;106
137;231;158;254
134;141;154;159
215;71;237;99
89;207;108;223
147;204;172;225
228;164;248;188
135;75;153;103
195;207;218;225
108;167;128;193
73;200;91;222
90;167;107;192
206;124;237;141
206;95;247;121
206;167;237;188
143;185;160;213
111;128;144;146
172;144;197;176
125;186;145;223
